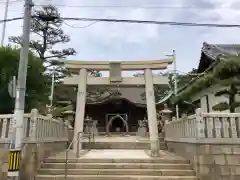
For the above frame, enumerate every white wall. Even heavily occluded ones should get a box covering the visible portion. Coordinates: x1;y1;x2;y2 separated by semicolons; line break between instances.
191;84;230;113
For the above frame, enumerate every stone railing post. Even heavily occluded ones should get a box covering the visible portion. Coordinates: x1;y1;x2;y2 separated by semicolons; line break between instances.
57;118;63;138
46;114;53;140
230;117;238;138
1;118;8;139
30;109;38;141
64;121;69;140
195;108;205;139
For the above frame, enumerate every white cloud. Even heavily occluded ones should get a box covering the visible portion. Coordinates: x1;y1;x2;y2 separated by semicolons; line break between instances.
1;0;240;74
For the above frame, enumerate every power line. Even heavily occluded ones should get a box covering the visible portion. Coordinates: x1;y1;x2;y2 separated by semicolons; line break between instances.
5;3;235;12
34;4;234;10
0;0;23;3
61;17;240;28
0;0;233;10
1;16;240;28
63;21;99;29
0;17;23;23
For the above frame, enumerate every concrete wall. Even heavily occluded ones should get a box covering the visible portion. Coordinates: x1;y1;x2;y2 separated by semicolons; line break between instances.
0;141;67;180
167;141;240;180
0;143;8;180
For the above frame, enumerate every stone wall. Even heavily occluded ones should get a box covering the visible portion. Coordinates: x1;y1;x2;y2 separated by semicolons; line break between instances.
0;141;67;180
167;141;240;180
0;143;8;180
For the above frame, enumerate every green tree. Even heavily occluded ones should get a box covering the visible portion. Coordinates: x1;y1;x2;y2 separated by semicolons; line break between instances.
9;5;106;110
212;80;240;112
133;69;198;103
9;5;76;78
177;69;198;89
9;5;83;111
0;47;49;113
133;72;167;102
174;56;240;113
212;57;240;112
53;71;121;117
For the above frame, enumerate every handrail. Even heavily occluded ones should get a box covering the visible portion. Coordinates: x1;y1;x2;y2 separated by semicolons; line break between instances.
64;131;95;179
65;131;82;180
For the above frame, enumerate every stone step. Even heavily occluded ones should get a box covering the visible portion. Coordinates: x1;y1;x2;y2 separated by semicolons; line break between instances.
39;168;195;176
36;175;198;180
83;142;167;150
43;162;193;170
45;158;189;164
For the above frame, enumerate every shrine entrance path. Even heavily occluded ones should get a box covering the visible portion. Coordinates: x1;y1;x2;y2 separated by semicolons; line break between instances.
51;149;186;160
80;149;150;159
81;135;167;150
82;135;149;143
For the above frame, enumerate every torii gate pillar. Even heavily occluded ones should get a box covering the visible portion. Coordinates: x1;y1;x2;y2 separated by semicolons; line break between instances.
73;68;87;152
145;68;159;156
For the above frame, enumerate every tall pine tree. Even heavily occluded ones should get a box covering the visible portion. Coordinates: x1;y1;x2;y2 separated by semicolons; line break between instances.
9;5;76;78
212;57;240;112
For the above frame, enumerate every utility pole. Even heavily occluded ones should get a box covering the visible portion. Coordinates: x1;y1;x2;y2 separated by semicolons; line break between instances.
49;68;55;110
1;0;10;45
173;50;179;120
7;0;33;179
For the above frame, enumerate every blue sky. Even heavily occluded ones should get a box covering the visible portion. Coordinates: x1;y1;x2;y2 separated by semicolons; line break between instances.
1;0;240;76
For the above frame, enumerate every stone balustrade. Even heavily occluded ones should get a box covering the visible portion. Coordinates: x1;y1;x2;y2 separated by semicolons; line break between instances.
0;109;68;180
165;114;197;142
165;108;240;144
0;109;68;143
165;108;240;180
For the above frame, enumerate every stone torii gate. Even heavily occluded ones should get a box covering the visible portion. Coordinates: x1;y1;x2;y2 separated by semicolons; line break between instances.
62;59;173;156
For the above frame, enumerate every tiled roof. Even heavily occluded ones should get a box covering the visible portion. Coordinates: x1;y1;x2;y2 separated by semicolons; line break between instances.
202;42;240;60
158;42;240;104
117;87;146;104
85;87;146;105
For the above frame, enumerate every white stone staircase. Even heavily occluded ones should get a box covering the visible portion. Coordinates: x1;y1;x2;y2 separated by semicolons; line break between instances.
35;150;197;180
82;135;168;150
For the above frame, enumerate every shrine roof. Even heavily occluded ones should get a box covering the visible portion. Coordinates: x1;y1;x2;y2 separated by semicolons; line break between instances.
197;42;240;73
55;86;168;106
156;42;240;104
86;97;146;108
87;87;146;105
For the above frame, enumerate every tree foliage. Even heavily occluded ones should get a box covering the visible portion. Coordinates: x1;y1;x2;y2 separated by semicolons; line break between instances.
177;69;198;89
177;56;240;112
176;73;215;102
52;104;73;118
53;70;121;116
212;78;240;112
9;5;76;78
165;69;198;114
133;72;167;102
212;102;229;111
132;69;198;104
0;47;49;113
213;56;240;79
7;5;111;113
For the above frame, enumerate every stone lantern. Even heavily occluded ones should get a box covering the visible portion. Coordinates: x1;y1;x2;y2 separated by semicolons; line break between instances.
161;104;173;123
181;113;187;119
62;110;75;144
84;115;91;133
159;104;172;136
62;110;75;129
